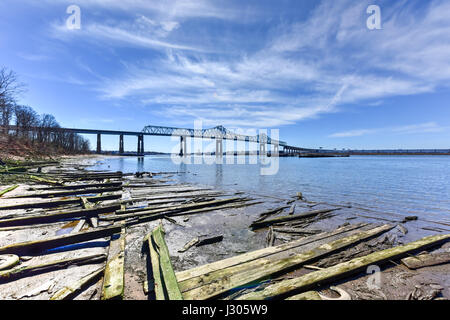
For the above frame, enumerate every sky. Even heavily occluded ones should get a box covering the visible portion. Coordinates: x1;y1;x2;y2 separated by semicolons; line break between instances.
1;0;450;152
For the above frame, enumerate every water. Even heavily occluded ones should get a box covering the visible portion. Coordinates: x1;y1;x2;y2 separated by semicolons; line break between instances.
88;155;450;222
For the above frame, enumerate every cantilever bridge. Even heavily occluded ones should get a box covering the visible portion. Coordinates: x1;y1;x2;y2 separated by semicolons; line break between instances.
4;125;299;156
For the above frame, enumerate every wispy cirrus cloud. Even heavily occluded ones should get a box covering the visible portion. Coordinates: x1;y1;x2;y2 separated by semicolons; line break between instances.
43;0;450;128
329;122;448;138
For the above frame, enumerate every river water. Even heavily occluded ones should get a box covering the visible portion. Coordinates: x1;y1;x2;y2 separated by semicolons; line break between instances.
88;155;450;222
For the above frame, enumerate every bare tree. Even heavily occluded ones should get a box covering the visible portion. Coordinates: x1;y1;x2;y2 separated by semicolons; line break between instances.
0;67;25;131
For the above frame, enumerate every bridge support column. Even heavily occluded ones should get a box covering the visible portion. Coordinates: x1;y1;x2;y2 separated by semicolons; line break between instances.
96;134;101;154
274;144;279;155
119;135;124;154
137;135;144;155
216;138;223;157
259;142;266;157
179;136;187;156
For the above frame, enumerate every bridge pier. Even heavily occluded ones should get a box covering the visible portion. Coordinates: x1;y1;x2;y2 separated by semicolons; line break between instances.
179;136;187;156
96;134;101;154
215;138;223;157
137;135;144;155
274;144;279;155
119;135;124;154
259;142;266;156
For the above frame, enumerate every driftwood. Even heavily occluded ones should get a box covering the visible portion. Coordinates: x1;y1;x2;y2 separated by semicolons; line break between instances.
0;254;20;271
125;201;261;226
0;204;120;228
196;235;223;247
0;185;18;197
237;234;450;300
0;254;106;284
0;194;121;211
36;182;122;191
0;224;122;256
401;251;450;269
178;237;200;253
101;224;126;300
50;267;105;300
105;197;246;221
147;224;183;300
147;231;165;300
180;224;393;300
250;208;340;229
257;206;289;220
176;223;370;283
288;204;296;215
10;186;122;199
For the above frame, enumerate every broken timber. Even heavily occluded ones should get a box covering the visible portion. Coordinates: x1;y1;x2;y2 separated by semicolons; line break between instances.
179;224;393;300
0;253;106;284
0;204;120;228
50;267;105;300
0;224;122;256
401;251;450;270
0;185;18;197
101;223;126;300
10;186;123;199
0;194;121;211
237;233;450;300
147;224;183;300
250;208;340;229
176;223;370;283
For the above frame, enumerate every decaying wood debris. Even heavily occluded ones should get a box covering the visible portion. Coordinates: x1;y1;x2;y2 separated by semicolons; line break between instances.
1;160;449;301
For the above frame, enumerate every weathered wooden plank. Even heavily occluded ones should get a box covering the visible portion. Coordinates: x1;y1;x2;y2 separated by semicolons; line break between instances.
0;194;121;211
50;267;104;300
147;232;165;300
101;224;126;300
178;237;200;253
176;223;369;283
11;186;122;199
250;208;340;229
0;254;106;284
0;204;120;227
112;197;244;219
152;224;183;300
37;182;122;191
180;224;393;300
237;234;450;300
0;185;18;197
0;224;122;256
401;251;450;270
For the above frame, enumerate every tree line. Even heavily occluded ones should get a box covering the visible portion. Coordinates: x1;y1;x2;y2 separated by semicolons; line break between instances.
0;67;90;153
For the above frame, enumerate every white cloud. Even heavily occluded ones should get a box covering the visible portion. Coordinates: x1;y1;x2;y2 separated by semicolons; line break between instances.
330;122;448;138
45;0;450;128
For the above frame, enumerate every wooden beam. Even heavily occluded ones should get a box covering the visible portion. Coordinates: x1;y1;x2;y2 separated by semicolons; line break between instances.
250;208;340;229
148;224;183;300
0;224;122;256
0;194;121;211
11;186;122;199
101;224;126;300
237;234;450;300
176;223;369;282
180;224;393;300
0;254;106;284
50;267;104;300
0;204;120;228
0;185;18;197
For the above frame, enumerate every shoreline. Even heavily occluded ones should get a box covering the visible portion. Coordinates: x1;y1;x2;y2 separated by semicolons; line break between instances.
0;155;448;300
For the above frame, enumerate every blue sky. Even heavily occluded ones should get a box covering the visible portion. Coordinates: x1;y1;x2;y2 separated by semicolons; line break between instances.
1;0;450;152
